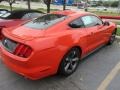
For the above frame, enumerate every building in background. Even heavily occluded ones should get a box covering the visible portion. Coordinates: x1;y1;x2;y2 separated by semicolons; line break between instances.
53;0;73;5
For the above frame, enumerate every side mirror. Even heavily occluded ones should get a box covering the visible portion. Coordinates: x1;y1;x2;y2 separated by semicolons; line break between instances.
103;21;110;26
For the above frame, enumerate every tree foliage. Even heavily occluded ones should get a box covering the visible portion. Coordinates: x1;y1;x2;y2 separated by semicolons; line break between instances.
7;0;15;11
63;0;66;10
111;1;119;7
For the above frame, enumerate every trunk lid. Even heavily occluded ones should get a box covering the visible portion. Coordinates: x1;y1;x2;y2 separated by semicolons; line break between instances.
3;26;46;41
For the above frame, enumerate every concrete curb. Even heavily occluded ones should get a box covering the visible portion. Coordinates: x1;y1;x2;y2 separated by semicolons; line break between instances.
117;25;120;28
116;35;120;39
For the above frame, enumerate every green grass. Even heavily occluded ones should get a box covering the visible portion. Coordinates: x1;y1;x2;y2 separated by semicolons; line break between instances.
37;8;59;13
0;5;11;10
116;22;120;25
89;10;120;25
89;11;120;16
0;5;59;13
110;20;120;25
0;5;24;10
116;28;120;36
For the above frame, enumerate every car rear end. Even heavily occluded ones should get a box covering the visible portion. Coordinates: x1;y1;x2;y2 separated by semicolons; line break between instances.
0;29;58;80
0;13;70;80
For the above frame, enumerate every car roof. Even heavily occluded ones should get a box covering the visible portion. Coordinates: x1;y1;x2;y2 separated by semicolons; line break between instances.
52;10;90;17
0;9;9;11
0;9;45;19
11;9;44;14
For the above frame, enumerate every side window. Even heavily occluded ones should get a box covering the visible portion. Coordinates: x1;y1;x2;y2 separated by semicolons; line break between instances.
81;15;103;28
81;16;94;27
69;18;84;28
91;16;103;25
22;13;31;19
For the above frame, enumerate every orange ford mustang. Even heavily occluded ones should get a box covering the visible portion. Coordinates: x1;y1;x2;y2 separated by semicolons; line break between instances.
0;10;117;80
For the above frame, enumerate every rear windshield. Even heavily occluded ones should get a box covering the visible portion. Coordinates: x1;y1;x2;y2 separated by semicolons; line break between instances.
24;14;66;29
0;12;11;18
0;12;23;19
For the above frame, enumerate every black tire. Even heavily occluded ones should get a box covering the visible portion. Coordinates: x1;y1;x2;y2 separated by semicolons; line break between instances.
107;30;116;45
58;48;81;76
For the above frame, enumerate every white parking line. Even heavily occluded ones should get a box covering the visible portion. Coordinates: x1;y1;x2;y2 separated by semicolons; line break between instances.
97;62;120;90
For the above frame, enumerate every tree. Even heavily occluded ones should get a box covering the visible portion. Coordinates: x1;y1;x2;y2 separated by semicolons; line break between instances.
63;0;66;10
84;0;88;11
118;0;120;14
111;1;119;7
44;0;51;13
7;0;15;11
103;1;109;7
0;0;4;3
96;0;103;6
27;0;31;10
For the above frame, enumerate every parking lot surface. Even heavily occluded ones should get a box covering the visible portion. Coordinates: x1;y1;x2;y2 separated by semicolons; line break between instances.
0;40;120;90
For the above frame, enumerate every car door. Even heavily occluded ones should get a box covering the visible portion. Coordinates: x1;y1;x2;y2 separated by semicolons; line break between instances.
81;15;104;53
68;17;89;55
91;15;107;44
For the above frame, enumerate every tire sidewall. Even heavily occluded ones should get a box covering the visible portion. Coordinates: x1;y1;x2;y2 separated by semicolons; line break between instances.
58;48;81;76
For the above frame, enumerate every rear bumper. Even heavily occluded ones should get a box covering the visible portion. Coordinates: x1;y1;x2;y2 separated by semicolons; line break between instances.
0;47;54;80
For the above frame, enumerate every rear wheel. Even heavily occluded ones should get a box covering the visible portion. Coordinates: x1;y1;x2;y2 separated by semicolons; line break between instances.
58;48;81;76
108;30;116;45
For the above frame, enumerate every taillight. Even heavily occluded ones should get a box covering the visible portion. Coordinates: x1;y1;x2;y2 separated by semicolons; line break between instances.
0;26;6;40
0;28;3;40
13;44;32;58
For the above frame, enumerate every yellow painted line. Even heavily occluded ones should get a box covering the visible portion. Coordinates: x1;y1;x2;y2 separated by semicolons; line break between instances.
97;62;120;90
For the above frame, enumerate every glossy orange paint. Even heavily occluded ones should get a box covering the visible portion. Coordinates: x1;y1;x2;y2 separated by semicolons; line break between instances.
0;10;117;80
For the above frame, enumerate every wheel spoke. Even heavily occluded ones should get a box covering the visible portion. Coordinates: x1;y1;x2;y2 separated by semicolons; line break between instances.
64;49;80;73
65;62;71;71
109;32;116;43
71;50;76;58
73;51;76;55
70;63;76;71
72;57;79;62
65;58;69;61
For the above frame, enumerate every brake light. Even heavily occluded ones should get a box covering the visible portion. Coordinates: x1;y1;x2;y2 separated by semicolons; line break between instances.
0;26;5;40
14;44;32;58
0;28;3;40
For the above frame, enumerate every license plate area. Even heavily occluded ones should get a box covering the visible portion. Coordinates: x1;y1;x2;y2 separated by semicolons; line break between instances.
2;38;17;53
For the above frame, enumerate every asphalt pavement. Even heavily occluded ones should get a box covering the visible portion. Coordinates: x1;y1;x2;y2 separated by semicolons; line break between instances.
0;39;120;90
